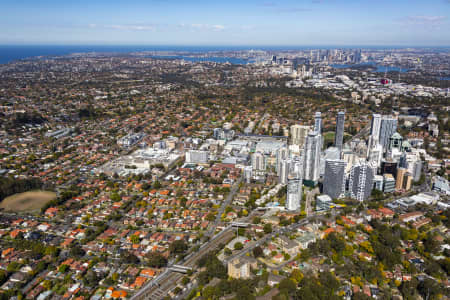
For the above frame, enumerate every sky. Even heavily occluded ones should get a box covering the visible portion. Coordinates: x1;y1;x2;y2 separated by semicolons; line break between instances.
0;0;449;46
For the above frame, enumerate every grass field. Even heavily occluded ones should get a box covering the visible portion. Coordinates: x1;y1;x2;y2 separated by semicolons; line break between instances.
0;191;56;212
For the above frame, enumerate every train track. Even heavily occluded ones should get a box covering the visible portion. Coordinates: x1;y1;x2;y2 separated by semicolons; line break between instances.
131;227;235;300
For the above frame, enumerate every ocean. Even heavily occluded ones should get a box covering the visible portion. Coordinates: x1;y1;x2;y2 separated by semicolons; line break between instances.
1;45;439;65
0;45;259;65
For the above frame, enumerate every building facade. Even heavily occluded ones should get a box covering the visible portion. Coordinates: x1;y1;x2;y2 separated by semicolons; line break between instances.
334;111;345;151
349;163;374;201
303;131;321;183
379;116;398;150
323;159;346;199
185;150;209;164
286;178;302;211
290;125;311;148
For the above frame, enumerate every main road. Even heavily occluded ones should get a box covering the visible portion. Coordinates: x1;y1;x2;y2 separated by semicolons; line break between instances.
206;176;242;237
131;227;235;300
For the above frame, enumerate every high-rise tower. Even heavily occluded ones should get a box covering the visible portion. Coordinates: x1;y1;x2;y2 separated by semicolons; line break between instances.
303;131;321;183
334;111;345;151
349;162;374;201
323;159;346;199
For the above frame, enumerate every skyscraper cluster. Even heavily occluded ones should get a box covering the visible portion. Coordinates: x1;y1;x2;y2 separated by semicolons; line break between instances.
269;110;421;209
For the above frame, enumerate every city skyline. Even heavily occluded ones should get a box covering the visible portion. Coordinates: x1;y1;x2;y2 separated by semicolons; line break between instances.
1;0;450;46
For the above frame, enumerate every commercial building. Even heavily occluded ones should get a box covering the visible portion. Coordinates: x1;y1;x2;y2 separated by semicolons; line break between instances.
316;194;333;211
185;150;209;164
433;176;450;195
379;116;398;150
383;174;396;193
373;175;384;191
323;159;346;199
412;160;422;182
381;160;398;179
396;168;412;191
320;147;340;176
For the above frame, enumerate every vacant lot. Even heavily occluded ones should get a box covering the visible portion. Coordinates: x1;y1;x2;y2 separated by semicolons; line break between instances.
0;191;56;212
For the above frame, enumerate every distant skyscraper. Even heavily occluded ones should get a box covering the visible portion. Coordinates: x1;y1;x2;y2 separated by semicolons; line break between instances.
354;49;362;63
349;162;374;201
334;111;345;151
286;178;302;211
290;124;311;148
314;112;322;134
379;116;397;150
323;159;346;199
303;131;321;183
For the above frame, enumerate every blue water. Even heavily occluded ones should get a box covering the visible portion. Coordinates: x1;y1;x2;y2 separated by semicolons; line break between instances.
0;45;258;64
331;62;408;73
2;45;447;65
150;55;248;64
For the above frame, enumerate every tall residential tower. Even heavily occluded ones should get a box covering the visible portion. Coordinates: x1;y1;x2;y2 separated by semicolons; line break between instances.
334;111;345;151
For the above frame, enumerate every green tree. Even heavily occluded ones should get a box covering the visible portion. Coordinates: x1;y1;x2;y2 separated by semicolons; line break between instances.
169;240;188;255
252;246;263;258
146;252;168;268
234;242;244;250
130;235;140;244
278;278;297;294
263;223;272;234
58;264;69;273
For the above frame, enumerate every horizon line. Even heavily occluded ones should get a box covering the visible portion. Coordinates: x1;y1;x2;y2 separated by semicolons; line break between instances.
0;43;450;49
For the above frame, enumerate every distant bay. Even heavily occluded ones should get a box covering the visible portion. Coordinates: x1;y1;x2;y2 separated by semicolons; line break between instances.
0;45;254;64
149;55;248;64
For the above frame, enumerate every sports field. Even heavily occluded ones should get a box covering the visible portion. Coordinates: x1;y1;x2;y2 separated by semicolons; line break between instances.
0;191;56;212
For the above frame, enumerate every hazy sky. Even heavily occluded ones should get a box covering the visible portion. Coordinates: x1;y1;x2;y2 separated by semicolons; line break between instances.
1;0;449;46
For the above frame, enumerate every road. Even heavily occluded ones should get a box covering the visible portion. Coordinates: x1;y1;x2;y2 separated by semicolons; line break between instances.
131;227;235;300
305;188;319;217
206;177;242;237
224;217;314;264
172;211;332;299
